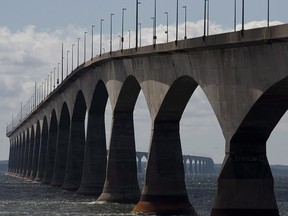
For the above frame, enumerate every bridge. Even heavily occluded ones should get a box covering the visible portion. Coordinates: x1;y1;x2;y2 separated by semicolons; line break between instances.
6;23;288;216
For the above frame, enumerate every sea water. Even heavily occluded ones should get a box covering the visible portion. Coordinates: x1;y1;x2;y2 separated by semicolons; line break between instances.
0;172;287;216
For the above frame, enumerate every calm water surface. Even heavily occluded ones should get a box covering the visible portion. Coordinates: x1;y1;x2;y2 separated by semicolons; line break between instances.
0;172;287;215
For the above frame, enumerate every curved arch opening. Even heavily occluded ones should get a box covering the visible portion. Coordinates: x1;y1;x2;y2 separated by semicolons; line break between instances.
62;90;87;191
30;122;40;179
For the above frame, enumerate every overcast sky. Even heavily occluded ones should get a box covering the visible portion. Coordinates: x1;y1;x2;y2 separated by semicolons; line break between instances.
1;0;288;165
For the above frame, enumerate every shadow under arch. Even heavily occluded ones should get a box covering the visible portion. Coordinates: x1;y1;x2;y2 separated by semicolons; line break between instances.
30;121;41;179
51;102;70;187
78;80;108;195
42;110;58;185
134;75;198;215
211;78;288;216
24;126;34;178
98;75;141;203
35;116;48;182
62;90;87;191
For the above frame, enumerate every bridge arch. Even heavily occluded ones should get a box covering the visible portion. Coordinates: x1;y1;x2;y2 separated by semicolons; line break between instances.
78;80;108;195
30;121;40;179
51;102;70;187
35;116;48;181
42;110;58;184
98;75;141;203
62;90;87;191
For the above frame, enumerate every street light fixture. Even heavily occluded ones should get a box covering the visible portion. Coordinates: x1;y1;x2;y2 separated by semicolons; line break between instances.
267;0;270;27
110;13;114;53
128;30;131;48
61;43;64;82
164;12;168;43
57;62;60;84
53;67;56;88
77;38;80;66
66;50;70;77
84;32;87;62
242;0;245;33
234;0;237;31
183;6;187;39
100;19;104;56
176;0;179;43
136;0;141;49
72;44;75;71
118;35;121;50
91;25;95;59
122;8;127;51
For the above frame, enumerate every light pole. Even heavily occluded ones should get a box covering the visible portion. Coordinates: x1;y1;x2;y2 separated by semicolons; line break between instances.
164;12;168;43
66;50;70;77
57;63;60;84
84;32;87;62
242;0;244;33
204;0;207;37
122;8;127;51
50;72;52;93
183;6;187;39
91;25;95;59
136;0;141;49
139;23;142;47
176;0;179;43
267;0;270;27
61;43;64;82
100;19;104;56
151;17;155;44
53;67;56;88
77;37;80;66
72;44;74;71
110;13;114;53
207;0;210;36
234;0;237;31
153;0;157;46
128;30;131;48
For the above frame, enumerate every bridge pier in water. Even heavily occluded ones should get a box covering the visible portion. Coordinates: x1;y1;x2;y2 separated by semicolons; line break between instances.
133;120;196;215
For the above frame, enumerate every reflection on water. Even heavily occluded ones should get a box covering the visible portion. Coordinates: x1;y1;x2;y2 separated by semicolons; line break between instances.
0;172;287;216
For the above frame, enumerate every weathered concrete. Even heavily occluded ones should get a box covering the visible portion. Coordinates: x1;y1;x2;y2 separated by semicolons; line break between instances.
7;24;288;215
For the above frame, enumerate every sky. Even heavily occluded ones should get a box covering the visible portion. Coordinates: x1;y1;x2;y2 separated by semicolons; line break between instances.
1;0;288;165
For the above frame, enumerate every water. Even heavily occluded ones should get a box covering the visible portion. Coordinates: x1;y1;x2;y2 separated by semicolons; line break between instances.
0;172;287;215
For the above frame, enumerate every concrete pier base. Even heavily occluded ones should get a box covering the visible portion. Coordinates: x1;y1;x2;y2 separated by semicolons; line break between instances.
133;121;196;215
211;154;279;216
97;112;140;203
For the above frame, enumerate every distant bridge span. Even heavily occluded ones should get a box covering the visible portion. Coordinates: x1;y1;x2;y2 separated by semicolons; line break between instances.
7;24;288;215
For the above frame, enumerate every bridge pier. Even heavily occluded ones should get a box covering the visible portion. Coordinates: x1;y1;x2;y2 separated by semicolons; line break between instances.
133;120;196;215
97;111;140;203
211;144;279;216
78;112;107;195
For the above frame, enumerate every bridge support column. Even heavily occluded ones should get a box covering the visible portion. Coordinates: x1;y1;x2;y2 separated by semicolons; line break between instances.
35;128;48;182
211;145;279;216
137;156;143;174
133;120;196;215
78;112;107;195
97;111;140;203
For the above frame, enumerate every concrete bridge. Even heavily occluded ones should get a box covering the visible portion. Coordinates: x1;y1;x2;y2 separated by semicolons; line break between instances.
6;24;288;216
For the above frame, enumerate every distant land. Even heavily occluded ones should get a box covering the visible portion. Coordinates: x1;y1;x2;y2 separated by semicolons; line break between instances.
1;160;288;176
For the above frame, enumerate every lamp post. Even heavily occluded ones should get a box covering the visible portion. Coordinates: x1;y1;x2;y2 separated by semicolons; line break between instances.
183;6;187;39
61;43;64;82
118;35;121;50
128;30;131;48
242;0;244;33
151;17;155;44
136;0;141;49
53;67;56;89
153;0;157;46
139;23;142;47
100;19;104;56
50;72;52;93
84;32;87;62
91;25;95;59
204;0;207;36
164;12;168;43
66;50;70;77
176;0;179;43
234;0;237;31
207;0;209;36
110;13;114;53
57;63;60;84
122;8;127;51
267;0;270;27
77;37;80;66
72;44;74;71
